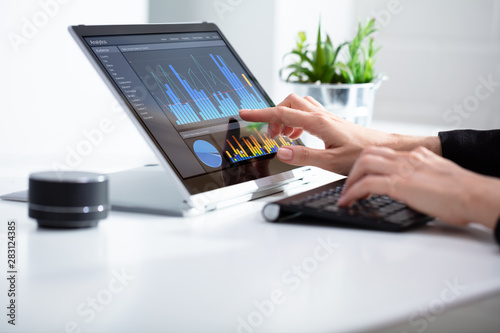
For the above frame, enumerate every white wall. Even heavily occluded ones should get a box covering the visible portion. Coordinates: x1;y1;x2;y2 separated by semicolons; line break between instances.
0;0;150;176
148;0;354;102
353;0;500;129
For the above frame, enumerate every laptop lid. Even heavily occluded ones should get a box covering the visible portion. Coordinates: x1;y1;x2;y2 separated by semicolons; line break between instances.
69;23;312;214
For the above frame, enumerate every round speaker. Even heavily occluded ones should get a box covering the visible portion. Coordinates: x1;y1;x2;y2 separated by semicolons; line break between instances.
28;171;109;228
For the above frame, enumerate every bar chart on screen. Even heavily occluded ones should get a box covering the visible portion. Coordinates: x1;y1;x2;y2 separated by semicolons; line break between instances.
225;129;296;163
150;53;268;126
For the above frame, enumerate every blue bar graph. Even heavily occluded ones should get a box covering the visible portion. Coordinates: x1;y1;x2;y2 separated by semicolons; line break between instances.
154;54;268;126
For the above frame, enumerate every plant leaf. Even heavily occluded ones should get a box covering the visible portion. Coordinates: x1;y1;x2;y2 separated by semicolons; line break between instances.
314;21;326;74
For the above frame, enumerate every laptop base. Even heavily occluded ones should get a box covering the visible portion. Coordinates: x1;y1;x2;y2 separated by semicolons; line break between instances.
108;164;192;216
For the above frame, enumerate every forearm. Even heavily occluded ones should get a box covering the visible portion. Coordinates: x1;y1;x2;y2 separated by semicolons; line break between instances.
383;134;442;156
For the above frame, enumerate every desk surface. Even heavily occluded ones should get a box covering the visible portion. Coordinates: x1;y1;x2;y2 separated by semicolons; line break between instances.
1;120;499;333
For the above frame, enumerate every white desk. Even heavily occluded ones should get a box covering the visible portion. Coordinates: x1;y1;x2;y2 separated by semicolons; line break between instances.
1;120;500;333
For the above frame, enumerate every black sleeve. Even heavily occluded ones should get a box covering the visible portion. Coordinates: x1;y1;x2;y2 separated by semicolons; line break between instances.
438;129;500;178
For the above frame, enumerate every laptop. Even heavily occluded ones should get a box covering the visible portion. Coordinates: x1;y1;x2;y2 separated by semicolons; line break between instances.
65;22;315;216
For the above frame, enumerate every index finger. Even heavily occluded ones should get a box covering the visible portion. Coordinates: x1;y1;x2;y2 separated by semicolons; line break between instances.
239;106;325;134
277;95;319;137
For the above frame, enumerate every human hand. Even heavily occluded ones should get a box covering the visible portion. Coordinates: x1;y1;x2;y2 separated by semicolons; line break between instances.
338;146;500;229
239;94;394;175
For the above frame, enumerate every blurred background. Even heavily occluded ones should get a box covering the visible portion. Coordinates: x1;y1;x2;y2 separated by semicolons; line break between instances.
2;0;500;179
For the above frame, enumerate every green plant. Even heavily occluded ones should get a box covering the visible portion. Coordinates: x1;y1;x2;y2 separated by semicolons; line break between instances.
281;18;380;84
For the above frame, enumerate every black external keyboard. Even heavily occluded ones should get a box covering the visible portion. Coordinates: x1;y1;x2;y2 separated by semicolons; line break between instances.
262;178;433;231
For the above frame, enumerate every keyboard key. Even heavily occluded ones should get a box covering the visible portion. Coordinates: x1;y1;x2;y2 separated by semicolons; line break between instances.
304;201;326;209
323;205;340;213
385;210;419;224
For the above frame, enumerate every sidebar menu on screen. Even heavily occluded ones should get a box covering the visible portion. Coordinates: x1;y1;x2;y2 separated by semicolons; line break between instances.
91;45;205;179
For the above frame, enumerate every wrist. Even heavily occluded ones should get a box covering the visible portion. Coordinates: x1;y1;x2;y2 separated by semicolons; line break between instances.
467;175;500;229
384;134;442;155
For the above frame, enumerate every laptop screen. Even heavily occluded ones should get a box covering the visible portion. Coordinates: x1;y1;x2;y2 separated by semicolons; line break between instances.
76;27;302;194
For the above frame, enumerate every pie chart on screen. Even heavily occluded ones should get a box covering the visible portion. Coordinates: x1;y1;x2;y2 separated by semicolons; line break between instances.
193;140;222;168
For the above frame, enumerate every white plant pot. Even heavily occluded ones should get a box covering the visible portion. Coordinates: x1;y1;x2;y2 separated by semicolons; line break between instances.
288;76;384;127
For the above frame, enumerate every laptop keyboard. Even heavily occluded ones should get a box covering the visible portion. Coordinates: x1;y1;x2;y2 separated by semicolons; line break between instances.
262;179;433;231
